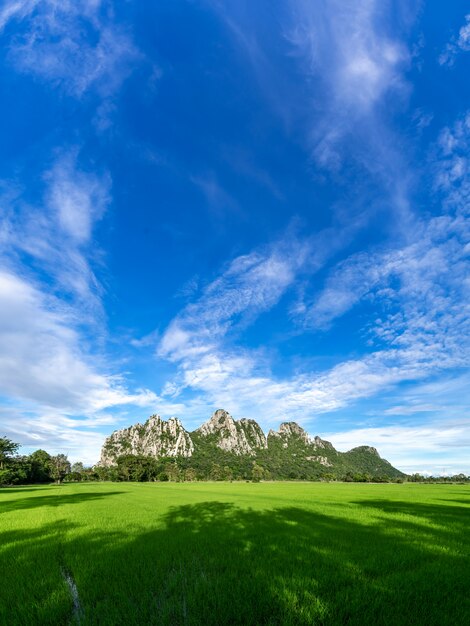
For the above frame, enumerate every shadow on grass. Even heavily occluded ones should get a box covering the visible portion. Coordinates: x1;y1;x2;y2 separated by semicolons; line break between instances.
0;489;125;513
1;497;470;625
0;486;55;494
352;498;470;526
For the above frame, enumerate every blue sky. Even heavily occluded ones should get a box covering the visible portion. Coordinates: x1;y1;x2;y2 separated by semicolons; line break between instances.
0;1;469;474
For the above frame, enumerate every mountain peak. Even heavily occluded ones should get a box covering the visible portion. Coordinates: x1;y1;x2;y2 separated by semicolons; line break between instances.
100;414;193;466
196;409;235;434
350;445;380;457
270;421;311;444
196;409;266;455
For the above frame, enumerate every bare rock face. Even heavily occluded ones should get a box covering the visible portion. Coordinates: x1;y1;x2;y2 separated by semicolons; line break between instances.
268;421;312;445
313;435;335;450
305;455;333;467
280;422;311;443
239;418;268;450
196;409;267;455
100;415;194;466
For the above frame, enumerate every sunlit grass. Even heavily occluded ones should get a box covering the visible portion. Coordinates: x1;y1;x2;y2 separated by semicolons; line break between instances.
1;482;469;625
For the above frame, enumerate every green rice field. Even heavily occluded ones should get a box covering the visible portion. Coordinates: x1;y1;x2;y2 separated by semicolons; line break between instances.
1;482;469;625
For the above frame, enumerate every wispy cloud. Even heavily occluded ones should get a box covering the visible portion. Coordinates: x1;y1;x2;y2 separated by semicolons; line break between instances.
210;0;410;176
434;111;470;216
45;151;111;244
0;267;160;455
299;112;470;371
0;150;160;461
159;235;309;363
190;172;239;215
155;231;425;422
0;0;139;97
439;13;470;67
285;0;410;173
326;420;470;475
155;113;470;435
287;0;407;111
1;149;111;315
208;0;414;236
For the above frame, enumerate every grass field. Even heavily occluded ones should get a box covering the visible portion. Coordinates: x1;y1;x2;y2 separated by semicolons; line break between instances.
1;482;469;625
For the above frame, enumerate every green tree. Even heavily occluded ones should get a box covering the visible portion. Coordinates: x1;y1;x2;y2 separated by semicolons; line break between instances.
222;466;234;481
117;455;149;481
0;468;13;486
164;462;181;482
209;463;223;481
0;437;19;470
184;468;197;482
29;449;52;483
48;454;71;484
10;456;31;484
95;464;118;482
251;462;265;482
71;461;85;474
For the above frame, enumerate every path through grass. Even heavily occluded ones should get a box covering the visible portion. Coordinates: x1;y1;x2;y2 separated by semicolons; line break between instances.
1;482;469;625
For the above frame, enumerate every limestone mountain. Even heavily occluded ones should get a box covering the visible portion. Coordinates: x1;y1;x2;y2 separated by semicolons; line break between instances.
99;409;404;480
100;415;193;466
268;422;333;448
194;409;267;455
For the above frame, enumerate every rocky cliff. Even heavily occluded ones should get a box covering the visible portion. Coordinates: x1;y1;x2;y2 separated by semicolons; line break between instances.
267;422;333;448
100;415;194;466
195;409;267;455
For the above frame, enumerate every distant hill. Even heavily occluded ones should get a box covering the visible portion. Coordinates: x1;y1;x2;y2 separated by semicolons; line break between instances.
100;409;404;480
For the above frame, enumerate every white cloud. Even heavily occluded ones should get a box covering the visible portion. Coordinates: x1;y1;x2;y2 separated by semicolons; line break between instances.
439;14;470;67
159;236;309;363
434;112;470;216
295;114;470;402
156;231;459;424
0;407;111;465
303;214;469;337
0;151;161;462
1;149;111;315
0;0;38;30
0;268;156;412
326;421;470;475
287;0;407;111
0;0;139;97
208;0;410;176
45;151;111;244
285;0;409;171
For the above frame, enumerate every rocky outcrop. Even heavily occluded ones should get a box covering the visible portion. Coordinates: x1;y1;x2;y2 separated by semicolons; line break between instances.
100;415;194;466
349;445;380;457
313;435;335;450
279;422;311;443
305;455;333;467
268;422;313;445
239;418;268;450
195;409;267;455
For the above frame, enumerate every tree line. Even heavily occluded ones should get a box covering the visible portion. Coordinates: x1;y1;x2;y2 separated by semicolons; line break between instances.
0;437;77;485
